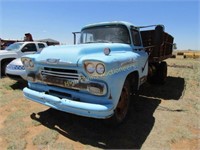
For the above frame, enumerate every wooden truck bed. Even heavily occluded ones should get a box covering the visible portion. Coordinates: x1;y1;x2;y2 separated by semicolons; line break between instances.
141;29;174;62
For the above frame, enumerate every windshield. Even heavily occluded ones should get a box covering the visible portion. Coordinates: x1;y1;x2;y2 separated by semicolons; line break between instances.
80;25;130;44
5;43;23;51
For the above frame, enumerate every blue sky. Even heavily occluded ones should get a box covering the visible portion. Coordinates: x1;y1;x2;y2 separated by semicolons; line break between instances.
0;0;199;50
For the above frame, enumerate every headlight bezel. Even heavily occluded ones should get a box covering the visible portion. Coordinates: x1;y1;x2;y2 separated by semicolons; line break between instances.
84;61;106;76
21;57;35;69
96;63;105;74
86;63;95;74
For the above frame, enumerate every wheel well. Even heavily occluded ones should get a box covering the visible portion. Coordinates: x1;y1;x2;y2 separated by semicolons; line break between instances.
1;58;15;72
1;58;15;65
126;71;139;94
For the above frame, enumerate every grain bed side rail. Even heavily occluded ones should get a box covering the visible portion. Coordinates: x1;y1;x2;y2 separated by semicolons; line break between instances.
140;25;174;62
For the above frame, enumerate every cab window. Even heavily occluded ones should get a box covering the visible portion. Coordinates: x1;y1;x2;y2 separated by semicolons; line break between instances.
38;43;45;49
21;43;37;52
131;29;142;46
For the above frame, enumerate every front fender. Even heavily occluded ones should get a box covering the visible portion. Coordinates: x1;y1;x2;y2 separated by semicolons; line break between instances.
0;55;18;62
96;63;139;108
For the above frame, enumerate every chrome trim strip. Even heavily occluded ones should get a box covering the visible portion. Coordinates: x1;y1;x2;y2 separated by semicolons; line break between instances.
39;60;77;66
120;58;135;67
41;70;79;76
41;72;79;79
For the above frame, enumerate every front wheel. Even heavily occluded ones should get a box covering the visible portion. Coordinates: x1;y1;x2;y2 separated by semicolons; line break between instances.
108;79;131;125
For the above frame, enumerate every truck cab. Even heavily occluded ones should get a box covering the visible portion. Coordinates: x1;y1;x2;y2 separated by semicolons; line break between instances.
22;21;173;124
0;41;47;76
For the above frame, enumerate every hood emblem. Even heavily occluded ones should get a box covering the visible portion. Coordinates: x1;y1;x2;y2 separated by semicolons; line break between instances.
46;58;60;64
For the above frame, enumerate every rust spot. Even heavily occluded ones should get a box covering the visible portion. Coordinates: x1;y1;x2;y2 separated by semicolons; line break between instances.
109;93;112;99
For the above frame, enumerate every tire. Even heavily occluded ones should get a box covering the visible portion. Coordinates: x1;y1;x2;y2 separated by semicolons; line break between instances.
154;25;164;46
1;61;10;76
153;25;164;57
157;61;167;84
147;63;159;84
147;62;167;84
107;78;131;125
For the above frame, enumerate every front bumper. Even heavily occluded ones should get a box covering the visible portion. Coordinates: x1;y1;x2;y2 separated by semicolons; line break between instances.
23;87;114;119
6;67;27;80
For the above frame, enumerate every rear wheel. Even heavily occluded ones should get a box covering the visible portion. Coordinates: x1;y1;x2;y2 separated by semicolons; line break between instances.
148;61;167;84
157;61;167;84
147;63;159;84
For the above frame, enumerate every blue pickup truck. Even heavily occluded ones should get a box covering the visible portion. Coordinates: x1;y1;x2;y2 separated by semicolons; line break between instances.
22;21;173;124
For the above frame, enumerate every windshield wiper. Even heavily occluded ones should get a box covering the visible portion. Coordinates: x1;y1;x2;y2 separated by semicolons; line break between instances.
84;41;96;44
95;40;112;43
84;40;112;44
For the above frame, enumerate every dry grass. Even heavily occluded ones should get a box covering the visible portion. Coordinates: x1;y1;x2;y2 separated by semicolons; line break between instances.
32;130;59;145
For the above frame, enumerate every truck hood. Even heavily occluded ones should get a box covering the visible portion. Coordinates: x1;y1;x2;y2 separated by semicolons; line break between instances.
37;43;132;65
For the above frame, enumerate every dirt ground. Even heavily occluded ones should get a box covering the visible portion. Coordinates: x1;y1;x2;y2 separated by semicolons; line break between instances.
0;58;199;150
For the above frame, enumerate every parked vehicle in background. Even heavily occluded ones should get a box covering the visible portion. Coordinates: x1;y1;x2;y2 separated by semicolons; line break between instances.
6;58;27;80
0;41;47;76
1;33;59;50
6;45;49;81
22;21;174;124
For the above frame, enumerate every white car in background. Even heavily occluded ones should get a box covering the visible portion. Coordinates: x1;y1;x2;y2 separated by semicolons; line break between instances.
6;58;27;80
0;41;47;76
5;43;49;80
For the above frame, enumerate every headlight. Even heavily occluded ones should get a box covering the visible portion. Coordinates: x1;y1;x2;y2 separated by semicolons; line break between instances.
96;63;105;74
23;59;29;68
21;58;34;69
29;60;34;68
84;61;106;76
86;63;95;74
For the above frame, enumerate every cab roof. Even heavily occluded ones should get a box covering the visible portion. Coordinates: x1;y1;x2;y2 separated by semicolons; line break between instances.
16;41;46;44
82;21;136;30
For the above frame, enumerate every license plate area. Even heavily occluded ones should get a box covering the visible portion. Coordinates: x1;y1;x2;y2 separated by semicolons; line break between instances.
42;75;78;89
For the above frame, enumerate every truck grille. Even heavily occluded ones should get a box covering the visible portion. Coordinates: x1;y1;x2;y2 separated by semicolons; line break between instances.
41;67;79;80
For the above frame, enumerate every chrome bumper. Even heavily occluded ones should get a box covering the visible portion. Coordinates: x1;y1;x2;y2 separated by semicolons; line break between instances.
23;87;114;119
